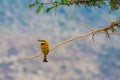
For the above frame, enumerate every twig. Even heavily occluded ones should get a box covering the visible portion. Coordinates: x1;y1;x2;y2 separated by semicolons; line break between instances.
18;21;120;61
50;29;98;51
64;8;94;31
50;21;120;51
18;53;43;61
92;33;96;46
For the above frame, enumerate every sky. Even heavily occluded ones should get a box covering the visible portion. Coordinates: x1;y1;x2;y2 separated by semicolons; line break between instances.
0;0;120;80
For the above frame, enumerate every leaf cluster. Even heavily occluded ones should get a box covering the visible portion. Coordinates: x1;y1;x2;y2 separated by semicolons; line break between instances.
29;0;120;13
116;17;120;29
109;0;120;11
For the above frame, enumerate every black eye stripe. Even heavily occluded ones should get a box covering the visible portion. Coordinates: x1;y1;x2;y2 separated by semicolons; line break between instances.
41;43;45;45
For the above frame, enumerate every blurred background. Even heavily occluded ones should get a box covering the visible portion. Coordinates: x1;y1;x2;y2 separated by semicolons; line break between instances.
0;0;120;80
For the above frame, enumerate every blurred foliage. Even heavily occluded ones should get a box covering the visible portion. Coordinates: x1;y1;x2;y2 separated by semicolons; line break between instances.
35;4;43;13
29;0;120;13
116;17;120;29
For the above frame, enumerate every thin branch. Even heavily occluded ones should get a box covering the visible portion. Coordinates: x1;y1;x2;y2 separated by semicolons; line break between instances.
50;29;97;51
18;21;120;61
35;0;76;5
50;21;120;51
92;33;96;46
18;53;43;61
64;8;94;31
36;2;53;4
108;8;113;14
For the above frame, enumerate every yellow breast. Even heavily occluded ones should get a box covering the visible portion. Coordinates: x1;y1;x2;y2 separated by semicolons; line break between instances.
40;42;49;54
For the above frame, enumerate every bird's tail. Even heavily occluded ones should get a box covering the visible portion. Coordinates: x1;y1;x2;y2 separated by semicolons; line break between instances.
43;55;48;62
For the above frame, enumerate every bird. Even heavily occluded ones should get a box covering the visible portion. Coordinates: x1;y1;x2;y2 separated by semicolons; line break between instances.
38;40;49;62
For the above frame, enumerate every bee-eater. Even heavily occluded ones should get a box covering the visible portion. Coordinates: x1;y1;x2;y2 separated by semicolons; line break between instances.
38;40;49;62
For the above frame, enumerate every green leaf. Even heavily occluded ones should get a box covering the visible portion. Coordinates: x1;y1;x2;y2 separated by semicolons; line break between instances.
61;0;68;3
35;4;43;13
29;4;36;9
52;0;56;2
35;0;38;3
44;6;54;13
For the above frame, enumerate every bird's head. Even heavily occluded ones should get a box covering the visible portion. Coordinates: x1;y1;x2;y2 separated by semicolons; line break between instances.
38;40;47;46
38;40;47;42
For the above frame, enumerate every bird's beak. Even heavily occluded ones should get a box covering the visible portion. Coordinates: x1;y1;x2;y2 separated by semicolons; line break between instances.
38;40;40;42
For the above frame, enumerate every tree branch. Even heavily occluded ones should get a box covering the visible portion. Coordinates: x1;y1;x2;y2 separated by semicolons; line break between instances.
18;53;42;61
50;21;120;51
64;8;94;30
18;21;120;61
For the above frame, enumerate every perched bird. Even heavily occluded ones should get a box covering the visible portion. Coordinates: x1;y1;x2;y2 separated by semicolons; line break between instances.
38;40;49;62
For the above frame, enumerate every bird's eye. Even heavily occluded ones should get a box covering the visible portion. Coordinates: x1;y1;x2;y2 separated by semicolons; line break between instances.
41;43;45;45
